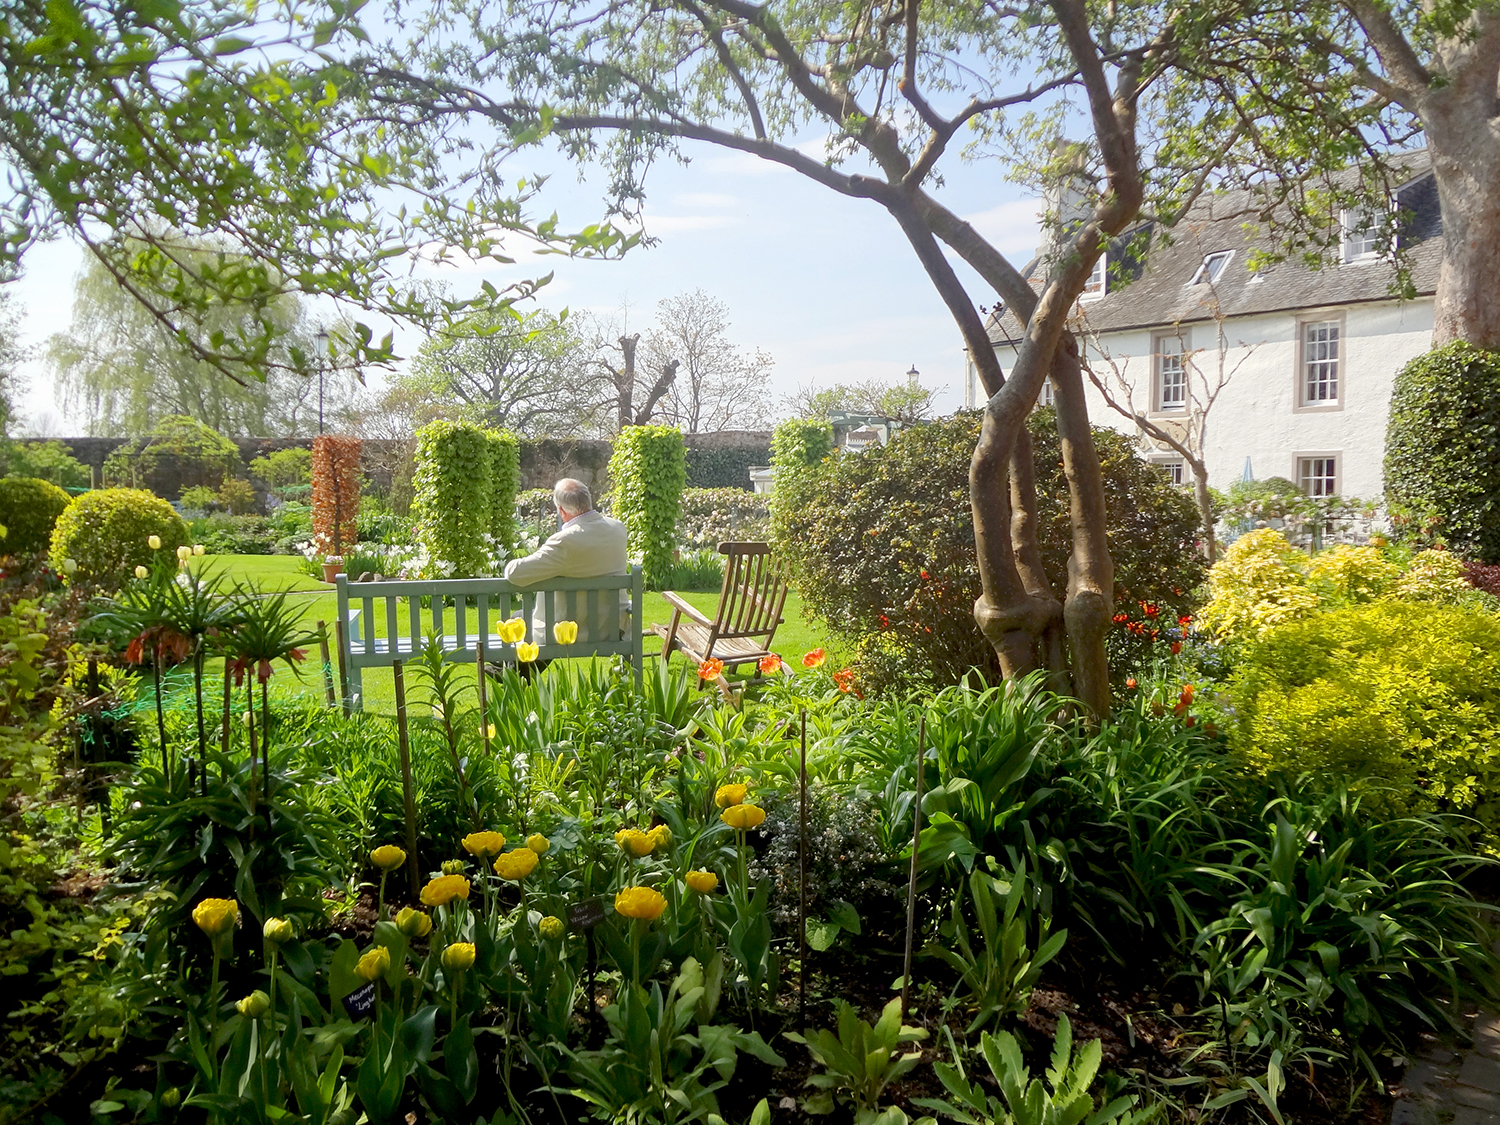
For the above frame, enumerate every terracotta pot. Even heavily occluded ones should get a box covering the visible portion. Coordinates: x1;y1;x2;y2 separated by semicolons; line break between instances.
322;562;345;583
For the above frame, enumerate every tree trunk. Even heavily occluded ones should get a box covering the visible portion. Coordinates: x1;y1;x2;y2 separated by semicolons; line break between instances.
615;333;640;429
1190;458;1217;565
1049;343;1113;717
1425;133;1500;349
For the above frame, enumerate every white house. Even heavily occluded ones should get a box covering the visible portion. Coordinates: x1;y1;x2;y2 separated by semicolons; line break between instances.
966;162;1443;501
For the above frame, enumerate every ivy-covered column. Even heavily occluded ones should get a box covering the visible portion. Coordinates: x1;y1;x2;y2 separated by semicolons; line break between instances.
413;420;494;577
608;425;686;590
487;429;521;555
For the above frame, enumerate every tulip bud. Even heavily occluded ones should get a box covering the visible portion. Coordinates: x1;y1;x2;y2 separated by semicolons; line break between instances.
148;535;162;550
242;710;254;727
134;565;149;579
525;833;550;855
263;917;294;945
160;1087;181;1109
236;990;270;1018
441;942;476;972
193;544;206;556
177;545;192;561
355;946;390;982
62;558;77;575
396;906;433;938
441;858;466;875
539;915;565;940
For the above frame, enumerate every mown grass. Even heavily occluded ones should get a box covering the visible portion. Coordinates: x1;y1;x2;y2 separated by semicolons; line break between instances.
189;554;843;715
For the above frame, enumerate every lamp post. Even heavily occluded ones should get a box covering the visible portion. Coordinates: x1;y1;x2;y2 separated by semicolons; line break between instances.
906;364;919;389
314;329;328;434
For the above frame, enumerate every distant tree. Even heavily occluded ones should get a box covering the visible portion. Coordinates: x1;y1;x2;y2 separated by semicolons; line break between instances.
574;308;680;433
646;291;773;433
0;286;29;449
784;378;938;425
408;308;603;436
47;250;347;436
5;441;90;490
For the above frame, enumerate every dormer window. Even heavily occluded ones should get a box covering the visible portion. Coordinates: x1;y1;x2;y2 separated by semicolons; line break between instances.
1190;251;1232;285
1082;255;1106;298
1341;210;1384;261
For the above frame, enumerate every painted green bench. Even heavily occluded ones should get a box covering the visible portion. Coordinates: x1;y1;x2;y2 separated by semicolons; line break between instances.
334;568;645;710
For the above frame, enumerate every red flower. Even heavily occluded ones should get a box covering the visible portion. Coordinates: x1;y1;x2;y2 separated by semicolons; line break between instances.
1112;613;1129;624
802;649;826;669
1170;642;1182;655
699;657;725;681
920;569;929;580
757;654;783;675
1125;677;1137;689
1142;603;1160;619
832;668;854;693
1178;615;1193;627
879;614;890;630
1184;716;1196;728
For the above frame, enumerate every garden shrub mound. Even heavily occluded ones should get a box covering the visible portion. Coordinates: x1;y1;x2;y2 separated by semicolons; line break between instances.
774;408;1203;690
609;424;686;590
1224;601;1500;832
0;476;71;555
1385;340;1500;562
677;487;769;551
48;487;187;588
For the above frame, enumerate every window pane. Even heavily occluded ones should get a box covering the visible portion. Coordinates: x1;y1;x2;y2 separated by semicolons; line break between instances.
1298;457;1337;497
1083;256;1106;295
1304;322;1339;403
1157;336;1185;408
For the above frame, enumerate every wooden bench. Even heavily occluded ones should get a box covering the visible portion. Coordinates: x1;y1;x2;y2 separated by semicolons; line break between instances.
334;568;645;710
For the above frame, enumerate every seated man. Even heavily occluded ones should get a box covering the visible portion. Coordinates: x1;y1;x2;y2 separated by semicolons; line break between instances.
502;478;630;655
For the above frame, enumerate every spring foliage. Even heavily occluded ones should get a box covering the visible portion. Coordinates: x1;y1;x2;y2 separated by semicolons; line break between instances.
773;410;1202;690
1385;341;1500;563
48;488;187;589
0;477;70;556
486;429;521;553
413;420;496;578
608;425;686;590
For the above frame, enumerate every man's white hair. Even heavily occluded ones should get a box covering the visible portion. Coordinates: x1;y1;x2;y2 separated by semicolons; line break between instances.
553;478;593;514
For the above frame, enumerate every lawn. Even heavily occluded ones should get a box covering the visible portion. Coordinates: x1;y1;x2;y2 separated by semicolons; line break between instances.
189;553;843;714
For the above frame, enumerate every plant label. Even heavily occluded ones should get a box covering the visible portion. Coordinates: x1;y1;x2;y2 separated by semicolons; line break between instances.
568;897;605;930
343;982;376;1019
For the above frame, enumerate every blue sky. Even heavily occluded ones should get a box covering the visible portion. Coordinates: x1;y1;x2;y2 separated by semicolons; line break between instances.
11;136;1044;434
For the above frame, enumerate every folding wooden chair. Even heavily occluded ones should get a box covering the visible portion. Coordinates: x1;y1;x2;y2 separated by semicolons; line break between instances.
651;542;791;679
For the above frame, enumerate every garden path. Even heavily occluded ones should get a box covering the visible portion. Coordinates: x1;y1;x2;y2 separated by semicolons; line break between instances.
1393;997;1500;1124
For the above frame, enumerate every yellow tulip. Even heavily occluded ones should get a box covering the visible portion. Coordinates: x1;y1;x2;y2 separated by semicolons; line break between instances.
648;824;672;851
441;859;467;875
516;641;540;663
134;565;149;580
492;847;539;880
442;942;476;972
193;544;206;556
356;946;391;982
192;898;239;938
525;833;550;855
236;990;270;1018
721;804;767;830
614;886;668;921
176;545;192;561
499;617;526;643
148;535;162;550
370;845;406;872
715;783;748;808
615;828;655;857
553;620;579;645
419;874;472;907
462;831;507;859
685;870;719;894
539;915;565;940
396;907;433;938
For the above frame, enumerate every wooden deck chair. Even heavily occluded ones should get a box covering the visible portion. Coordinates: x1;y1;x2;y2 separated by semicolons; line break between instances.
651;542;791;677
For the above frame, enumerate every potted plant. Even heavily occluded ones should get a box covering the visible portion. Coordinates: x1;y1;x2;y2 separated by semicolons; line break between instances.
322;554;345;582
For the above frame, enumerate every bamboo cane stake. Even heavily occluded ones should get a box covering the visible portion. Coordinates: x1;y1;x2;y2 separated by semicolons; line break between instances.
393;660;421;898
798;706;808;1029
476;641;492;759
317;620;336;708
900;714;926;1020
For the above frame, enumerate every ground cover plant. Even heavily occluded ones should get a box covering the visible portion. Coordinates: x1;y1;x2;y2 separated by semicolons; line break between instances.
3;523;1498;1125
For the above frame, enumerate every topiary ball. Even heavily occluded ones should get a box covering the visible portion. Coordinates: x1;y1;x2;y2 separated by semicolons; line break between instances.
0;476;72;556
49;487;188;589
1385;341;1500;563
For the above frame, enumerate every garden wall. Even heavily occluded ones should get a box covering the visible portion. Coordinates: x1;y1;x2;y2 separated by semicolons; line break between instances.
51;430;771;497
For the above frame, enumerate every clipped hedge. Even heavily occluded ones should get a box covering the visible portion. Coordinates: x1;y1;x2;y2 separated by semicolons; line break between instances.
608;425;686;590
768;419;833;553
677;488;770;551
487;429;521;553
311;435;361;557
49;488;187;589
0;477;71;556
1385;341;1500;563
773;410;1203;690
413;420;495;577
1223;601;1500;835
685;441;769;489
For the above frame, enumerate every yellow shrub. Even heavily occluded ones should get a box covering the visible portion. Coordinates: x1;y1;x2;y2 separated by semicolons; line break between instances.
1198;530;1320;639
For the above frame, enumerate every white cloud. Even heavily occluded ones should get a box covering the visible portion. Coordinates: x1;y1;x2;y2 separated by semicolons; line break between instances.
669;192;741;209
963;198;1044;262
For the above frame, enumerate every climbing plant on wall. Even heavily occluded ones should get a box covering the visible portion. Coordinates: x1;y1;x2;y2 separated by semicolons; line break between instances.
487;429;521;554
608;424;686;590
413;420;494;577
311;435;361;557
768;418;833;559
